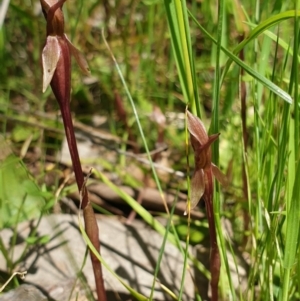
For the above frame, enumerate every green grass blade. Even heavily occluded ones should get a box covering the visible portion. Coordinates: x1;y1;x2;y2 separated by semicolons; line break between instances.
232;10;300;57
163;0;201;115
188;11;292;104
283;158;299;270
220;10;300;101
280;160;300;301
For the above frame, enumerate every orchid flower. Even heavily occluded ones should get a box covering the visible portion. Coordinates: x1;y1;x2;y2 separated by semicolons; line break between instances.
186;110;227;301
40;0;90;98
186;110;227;213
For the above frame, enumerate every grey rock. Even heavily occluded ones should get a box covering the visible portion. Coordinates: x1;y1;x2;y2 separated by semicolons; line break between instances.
0;284;47;301
0;214;194;301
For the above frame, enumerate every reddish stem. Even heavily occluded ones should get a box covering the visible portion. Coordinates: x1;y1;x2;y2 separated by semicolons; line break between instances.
42;3;107;298
59;102;107;301
204;168;220;301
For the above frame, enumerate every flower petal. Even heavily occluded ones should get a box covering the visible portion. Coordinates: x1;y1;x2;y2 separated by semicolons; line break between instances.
42;36;61;92
186;110;208;145
211;163;228;186
185;169;205;214
65;34;90;75
41;0;67;13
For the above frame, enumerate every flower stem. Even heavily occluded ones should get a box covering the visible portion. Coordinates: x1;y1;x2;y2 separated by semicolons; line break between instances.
205;170;220;301
59;103;107;301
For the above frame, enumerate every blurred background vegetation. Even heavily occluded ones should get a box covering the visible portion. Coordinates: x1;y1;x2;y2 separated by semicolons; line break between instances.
0;0;241;198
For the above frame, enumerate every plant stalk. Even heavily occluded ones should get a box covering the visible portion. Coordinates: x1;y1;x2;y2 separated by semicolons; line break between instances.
204;170;220;301
59;103;107;301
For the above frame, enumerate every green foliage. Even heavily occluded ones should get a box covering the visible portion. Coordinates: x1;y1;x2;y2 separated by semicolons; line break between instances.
0;153;45;228
173;219;207;245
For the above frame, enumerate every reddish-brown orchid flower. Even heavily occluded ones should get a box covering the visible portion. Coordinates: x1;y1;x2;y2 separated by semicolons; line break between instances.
186;110;226;213
186;110;227;301
40;0;91;196
41;0;90;99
